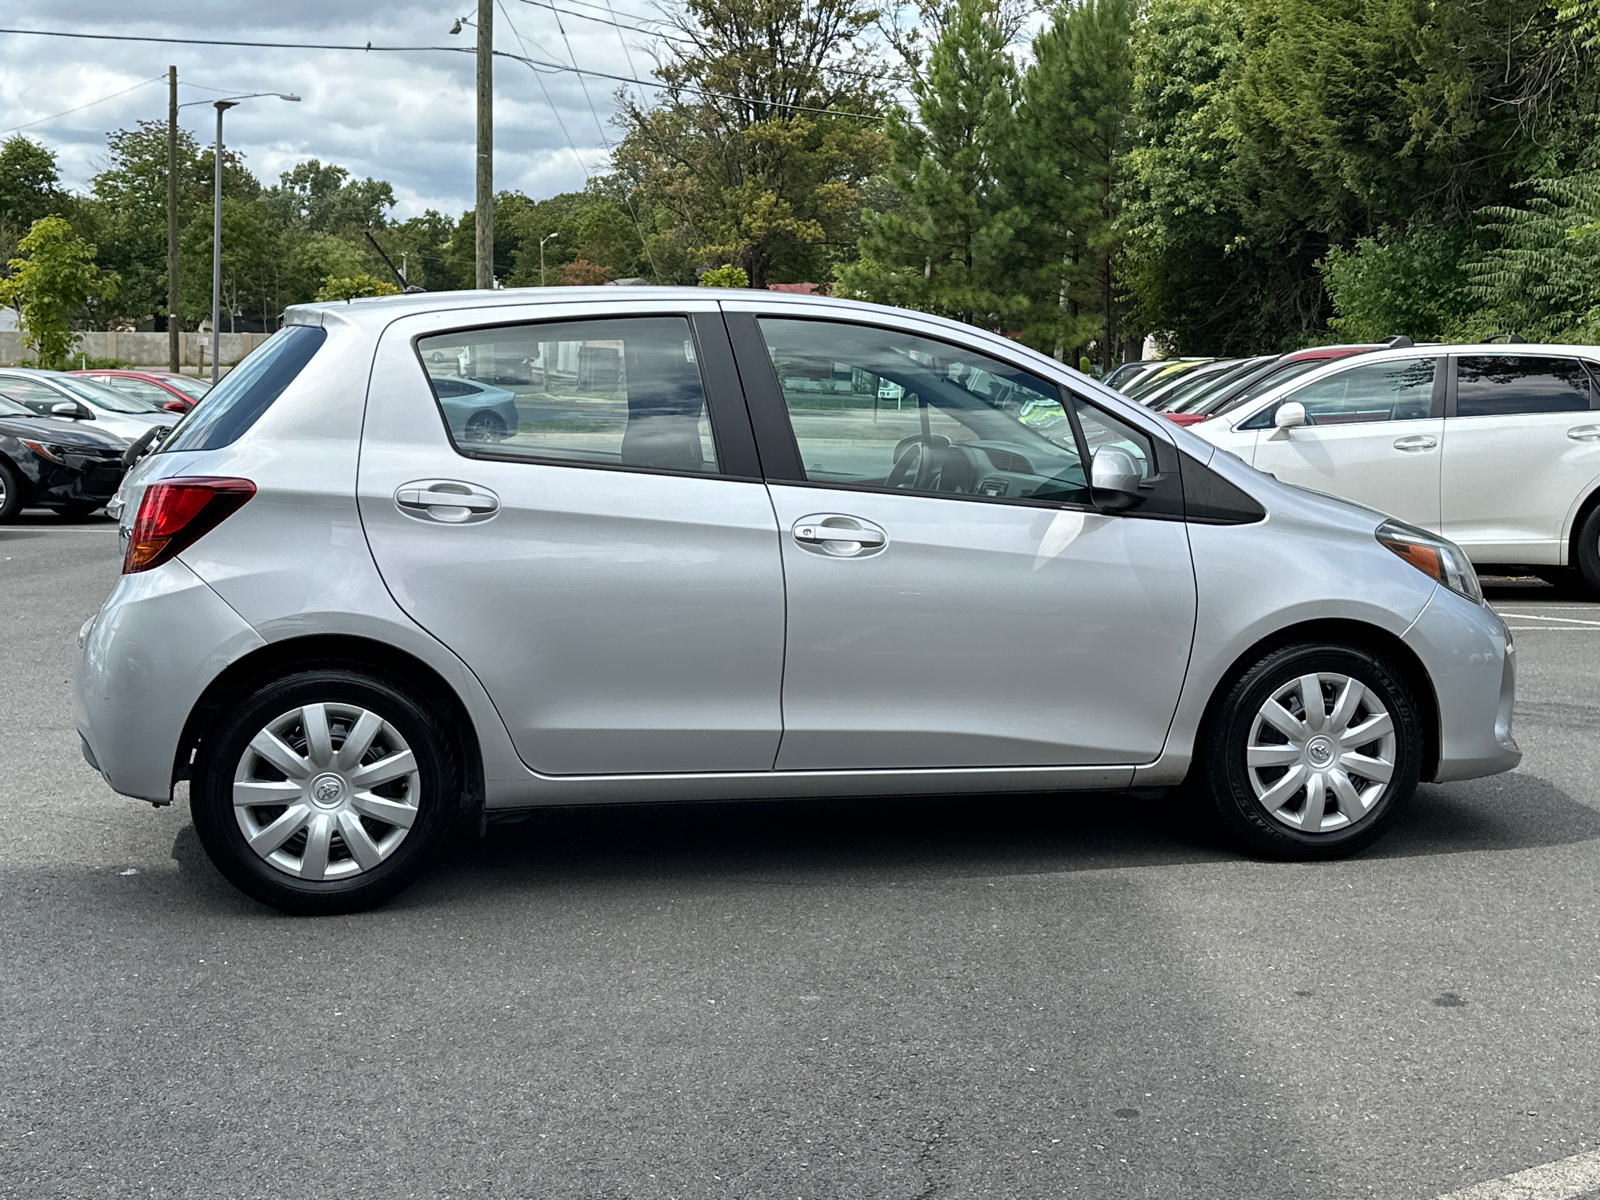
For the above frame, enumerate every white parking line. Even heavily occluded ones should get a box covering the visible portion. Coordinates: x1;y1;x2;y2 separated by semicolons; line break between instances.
1431;1148;1600;1200
1498;613;1600;627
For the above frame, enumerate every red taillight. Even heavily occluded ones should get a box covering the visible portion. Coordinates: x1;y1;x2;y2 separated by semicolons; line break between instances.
122;477;256;574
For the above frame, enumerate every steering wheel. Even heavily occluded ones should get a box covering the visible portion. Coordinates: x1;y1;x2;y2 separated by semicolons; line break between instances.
886;435;949;491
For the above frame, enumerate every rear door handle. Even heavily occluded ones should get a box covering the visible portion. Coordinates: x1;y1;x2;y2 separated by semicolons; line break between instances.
395;480;501;523
1568;425;1600;441
1393;435;1437;452
792;514;888;556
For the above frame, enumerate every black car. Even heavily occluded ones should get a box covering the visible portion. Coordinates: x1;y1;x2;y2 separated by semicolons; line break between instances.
0;393;127;522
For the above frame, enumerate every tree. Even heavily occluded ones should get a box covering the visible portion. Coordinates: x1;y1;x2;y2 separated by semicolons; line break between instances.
262;160;396;234
837;0;1020;327
698;263;750;286
0;137;62;255
177;199;281;330
314;272;401;301
1319;221;1470;342
0;217;118;368
85;121;259;331
1009;0;1135;363
1464;174;1600;342
614;0;888;287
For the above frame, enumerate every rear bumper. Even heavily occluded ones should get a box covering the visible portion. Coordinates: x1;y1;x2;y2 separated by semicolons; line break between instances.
1402;588;1520;783
76;560;265;802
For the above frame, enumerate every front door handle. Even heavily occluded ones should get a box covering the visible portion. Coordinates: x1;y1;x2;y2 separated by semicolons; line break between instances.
395;480;501;523
792;514;888;556
1393;435;1437;452
1568;425;1600;441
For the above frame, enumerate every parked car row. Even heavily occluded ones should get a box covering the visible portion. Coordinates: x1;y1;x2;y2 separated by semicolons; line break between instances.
0;368;211;522
1112;339;1600;593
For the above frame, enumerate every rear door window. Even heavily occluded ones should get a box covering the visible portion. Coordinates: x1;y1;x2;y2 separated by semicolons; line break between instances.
1454;356;1591;416
415;316;719;474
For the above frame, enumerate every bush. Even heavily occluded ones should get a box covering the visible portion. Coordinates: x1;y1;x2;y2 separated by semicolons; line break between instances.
313;272;401;302
698;264;750;288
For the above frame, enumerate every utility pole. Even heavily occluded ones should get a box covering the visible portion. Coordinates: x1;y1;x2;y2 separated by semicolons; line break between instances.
475;0;494;289
211;100;237;384
167;66;179;373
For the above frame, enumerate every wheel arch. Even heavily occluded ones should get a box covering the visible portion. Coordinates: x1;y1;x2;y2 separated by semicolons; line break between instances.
1564;479;1600;569
173;633;485;814
1196;618;1441;784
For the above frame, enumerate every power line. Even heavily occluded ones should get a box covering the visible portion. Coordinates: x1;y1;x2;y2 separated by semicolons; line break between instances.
1;75;162;135
512;0;908;86
496;0;661;279
0;27;456;52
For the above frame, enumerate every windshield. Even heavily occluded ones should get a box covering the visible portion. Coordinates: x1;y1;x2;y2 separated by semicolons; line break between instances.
51;374;163;413
1212;357;1342;416
162;375;212;400
0;394;35;417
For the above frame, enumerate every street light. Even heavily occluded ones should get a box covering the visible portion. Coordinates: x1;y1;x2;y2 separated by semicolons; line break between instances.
540;232;559;287
180;91;300;381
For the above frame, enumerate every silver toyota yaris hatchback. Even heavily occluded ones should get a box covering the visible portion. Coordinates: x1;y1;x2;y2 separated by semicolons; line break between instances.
77;290;1520;914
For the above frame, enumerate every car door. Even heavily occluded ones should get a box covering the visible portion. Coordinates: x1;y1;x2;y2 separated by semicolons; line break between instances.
1247;356;1444;529
1439;353;1600;563
357;302;787;776
726;309;1197;771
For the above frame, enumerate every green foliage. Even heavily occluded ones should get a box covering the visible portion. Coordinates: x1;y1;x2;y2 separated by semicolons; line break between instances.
614;0;888;287
0;137;62;246
1008;0;1135;362
0;217;118;369
1319;222;1471;342
838;0;1021;325
698;263;750;287
263;161;395;234
1465;174;1600;342
314;272;402;301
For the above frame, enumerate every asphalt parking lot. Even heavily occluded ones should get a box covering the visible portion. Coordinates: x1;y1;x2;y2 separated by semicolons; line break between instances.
4;512;1600;1200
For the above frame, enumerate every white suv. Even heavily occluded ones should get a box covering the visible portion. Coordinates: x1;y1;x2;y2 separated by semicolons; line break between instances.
1191;345;1600;591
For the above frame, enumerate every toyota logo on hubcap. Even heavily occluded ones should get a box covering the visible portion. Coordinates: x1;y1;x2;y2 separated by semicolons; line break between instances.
1306;736;1335;766
310;774;346;806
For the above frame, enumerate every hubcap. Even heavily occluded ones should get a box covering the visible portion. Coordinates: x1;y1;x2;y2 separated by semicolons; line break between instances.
1245;672;1397;833
232;702;421;881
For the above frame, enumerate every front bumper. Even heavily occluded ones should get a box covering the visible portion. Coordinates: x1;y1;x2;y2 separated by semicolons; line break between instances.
76;559;265;802
1403;588;1520;783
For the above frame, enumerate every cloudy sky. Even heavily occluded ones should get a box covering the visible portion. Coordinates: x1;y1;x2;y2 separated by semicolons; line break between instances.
1;2;670;220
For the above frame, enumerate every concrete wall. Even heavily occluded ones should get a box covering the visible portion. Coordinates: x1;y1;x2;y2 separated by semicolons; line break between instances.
0;330;269;368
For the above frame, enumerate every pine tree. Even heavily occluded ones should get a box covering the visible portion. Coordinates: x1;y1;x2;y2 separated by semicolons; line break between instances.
1009;0;1134;364
837;0;1022;328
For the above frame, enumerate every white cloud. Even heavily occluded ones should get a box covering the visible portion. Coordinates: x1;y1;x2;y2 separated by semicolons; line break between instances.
1;1;666;217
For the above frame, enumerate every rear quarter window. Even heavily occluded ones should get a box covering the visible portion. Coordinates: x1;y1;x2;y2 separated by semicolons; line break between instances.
160;325;327;452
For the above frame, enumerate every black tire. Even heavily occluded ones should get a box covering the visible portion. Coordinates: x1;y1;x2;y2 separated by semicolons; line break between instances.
463;410;507;442
191;669;460;915
1201;643;1421;860
0;459;24;523
1571;504;1600;598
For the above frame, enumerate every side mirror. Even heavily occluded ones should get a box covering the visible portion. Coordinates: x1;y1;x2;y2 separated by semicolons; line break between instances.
51;401;85;419
162;399;187;413
1273;401;1307;431
1091;446;1144;508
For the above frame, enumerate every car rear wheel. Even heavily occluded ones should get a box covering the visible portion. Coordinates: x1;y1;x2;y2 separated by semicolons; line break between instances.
191;669;459;914
1202;643;1421;859
0;460;22;523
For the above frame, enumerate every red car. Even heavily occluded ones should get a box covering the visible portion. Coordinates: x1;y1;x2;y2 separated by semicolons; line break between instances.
1160;342;1402;426
70;369;212;413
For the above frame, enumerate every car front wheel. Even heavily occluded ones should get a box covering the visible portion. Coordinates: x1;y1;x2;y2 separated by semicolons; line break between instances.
1202;643;1421;859
191;669;459;914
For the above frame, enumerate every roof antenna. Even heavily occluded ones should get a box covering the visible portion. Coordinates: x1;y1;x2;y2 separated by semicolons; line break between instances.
364;230;425;293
